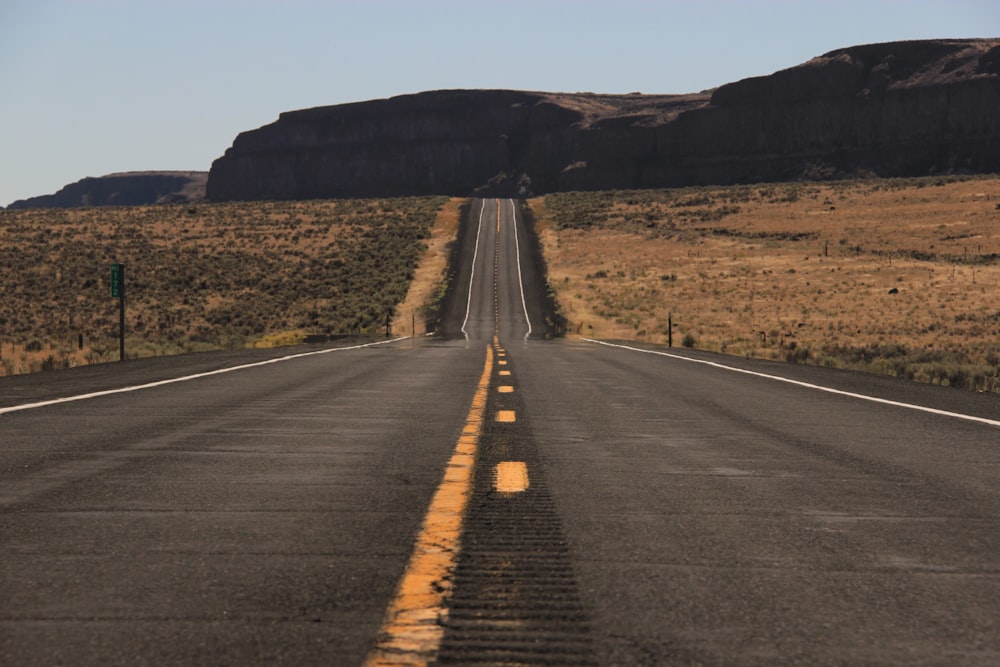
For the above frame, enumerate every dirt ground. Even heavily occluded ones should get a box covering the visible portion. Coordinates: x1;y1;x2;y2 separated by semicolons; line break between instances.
392;197;463;337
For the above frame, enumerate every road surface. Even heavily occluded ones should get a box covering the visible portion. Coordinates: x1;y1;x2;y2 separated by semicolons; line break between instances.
3;198;1000;665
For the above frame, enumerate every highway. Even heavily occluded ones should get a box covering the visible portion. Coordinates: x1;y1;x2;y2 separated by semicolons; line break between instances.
3;199;1000;665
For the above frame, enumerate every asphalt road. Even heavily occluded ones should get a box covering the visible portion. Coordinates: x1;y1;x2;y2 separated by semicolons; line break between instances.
3;198;1000;665
1;339;488;665
514;340;1000;665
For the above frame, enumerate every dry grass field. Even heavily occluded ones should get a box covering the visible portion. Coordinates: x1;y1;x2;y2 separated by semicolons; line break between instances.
0;197;445;376
532;176;1000;392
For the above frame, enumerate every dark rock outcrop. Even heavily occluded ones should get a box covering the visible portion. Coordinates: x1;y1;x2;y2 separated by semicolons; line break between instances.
659;39;1000;185
207;39;1000;201
6;171;207;209
207;90;705;200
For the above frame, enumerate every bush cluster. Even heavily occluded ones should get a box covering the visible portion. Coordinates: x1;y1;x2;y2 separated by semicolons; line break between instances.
815;343;1000;392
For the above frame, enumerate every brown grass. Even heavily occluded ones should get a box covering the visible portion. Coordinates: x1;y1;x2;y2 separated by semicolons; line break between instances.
533;176;1000;392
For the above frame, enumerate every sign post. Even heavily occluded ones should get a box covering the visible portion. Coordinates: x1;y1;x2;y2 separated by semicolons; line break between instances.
111;263;125;361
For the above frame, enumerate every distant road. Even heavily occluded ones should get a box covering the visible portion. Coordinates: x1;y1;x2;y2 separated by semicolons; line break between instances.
3;199;1000;665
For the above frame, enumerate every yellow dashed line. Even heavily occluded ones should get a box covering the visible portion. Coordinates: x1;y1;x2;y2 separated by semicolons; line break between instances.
497;410;516;423
499;370;511;376
364;346;493;666
494;461;530;493
497;386;514;394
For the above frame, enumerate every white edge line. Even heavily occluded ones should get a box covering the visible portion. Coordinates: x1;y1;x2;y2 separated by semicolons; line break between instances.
509;198;533;343
0;337;408;416
583;339;1000;429
461;199;487;342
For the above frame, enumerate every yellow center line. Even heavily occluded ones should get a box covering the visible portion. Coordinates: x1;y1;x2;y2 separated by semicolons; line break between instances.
497;386;514;394
497;410;517;423
494;205;501;337
494;461;530;493
364;345;493;666
499;370;511;376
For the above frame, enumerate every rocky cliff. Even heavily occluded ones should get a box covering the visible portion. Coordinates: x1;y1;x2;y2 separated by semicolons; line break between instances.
207;39;1000;200
6;171;207;209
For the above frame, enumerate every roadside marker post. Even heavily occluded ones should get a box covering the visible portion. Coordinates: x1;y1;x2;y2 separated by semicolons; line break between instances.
111;263;125;361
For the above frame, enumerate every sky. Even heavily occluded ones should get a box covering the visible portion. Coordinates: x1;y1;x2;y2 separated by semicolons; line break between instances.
1;0;998;207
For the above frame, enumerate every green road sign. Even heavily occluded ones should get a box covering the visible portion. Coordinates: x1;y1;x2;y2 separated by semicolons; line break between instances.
111;263;123;298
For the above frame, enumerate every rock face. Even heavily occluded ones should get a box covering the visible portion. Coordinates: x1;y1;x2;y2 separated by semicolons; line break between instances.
207;90;706;200
663;39;1000;185
207;39;1000;200
6;172;207;209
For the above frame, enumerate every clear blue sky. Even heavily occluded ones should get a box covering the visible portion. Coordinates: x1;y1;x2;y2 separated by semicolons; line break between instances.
1;0;997;206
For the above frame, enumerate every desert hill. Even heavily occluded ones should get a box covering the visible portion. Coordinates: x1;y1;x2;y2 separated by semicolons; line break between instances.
207;39;1000;201
6;171;207;210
